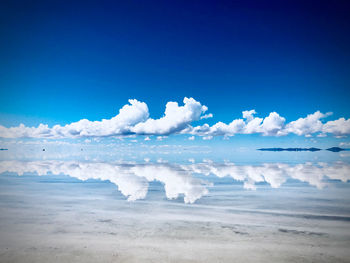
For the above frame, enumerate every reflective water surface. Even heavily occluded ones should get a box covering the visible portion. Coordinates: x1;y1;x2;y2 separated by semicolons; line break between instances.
1;160;350;203
0;150;350;262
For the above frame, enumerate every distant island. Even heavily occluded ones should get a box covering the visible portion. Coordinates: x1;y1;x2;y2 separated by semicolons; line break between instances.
0;148;8;151
258;148;321;152
258;147;346;152
326;147;345;152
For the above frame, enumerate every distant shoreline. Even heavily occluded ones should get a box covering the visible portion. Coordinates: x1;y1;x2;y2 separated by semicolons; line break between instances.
258;147;346;152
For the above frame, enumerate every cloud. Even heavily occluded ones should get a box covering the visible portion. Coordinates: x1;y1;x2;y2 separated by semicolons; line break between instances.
144;136;151;141
186;110;285;137
0;97;207;139
260;112;286;136
200;113;213;119
55;99;150;138
188;109;348;138
188;136;195;141
0;99;149;139
322;118;350;136
131;97;208;135
284;111;332;136
242;110;256;122
0;97;349;139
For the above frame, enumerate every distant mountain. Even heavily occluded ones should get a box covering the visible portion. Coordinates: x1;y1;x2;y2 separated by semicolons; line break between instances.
258;148;321;152
326;147;345;152
0;148;8;151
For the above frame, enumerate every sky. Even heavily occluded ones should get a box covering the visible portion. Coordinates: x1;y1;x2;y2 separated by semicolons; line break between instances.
0;0;349;146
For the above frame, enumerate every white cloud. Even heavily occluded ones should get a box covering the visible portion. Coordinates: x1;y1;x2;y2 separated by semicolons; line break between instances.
185;123;211;135
242;110;256;122
0;97;349;139
200;113;213;119
0;98;207;139
0;99;149;139
144;136;151;141
260;112;286;136
189;109;348;138
323;118;350;136
285;111;332;136
244;116;263;134
131;97;208;135
188;136;195;140
53;99;149;138
202;136;213;140
209;119;245;136
187;110;285;137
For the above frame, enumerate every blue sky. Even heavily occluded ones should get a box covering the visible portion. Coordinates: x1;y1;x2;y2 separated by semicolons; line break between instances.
0;0;349;146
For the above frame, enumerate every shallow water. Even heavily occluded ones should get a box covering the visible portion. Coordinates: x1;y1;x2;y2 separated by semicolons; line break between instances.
0;150;350;262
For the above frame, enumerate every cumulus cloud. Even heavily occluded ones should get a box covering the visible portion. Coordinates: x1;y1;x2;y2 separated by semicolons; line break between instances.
200;113;213;119
284;111;332;136
242;110;257;122
0;99;149;139
54;99;150;138
322;118;350;136
131;97;208;135
186;110;285;137
0;97;207;139
188;109;348;138
0;97;349;139
260;112;286;136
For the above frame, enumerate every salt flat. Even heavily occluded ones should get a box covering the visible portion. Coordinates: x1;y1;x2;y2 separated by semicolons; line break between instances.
0;152;350;262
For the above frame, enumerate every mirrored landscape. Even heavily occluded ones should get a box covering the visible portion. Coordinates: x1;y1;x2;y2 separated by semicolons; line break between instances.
1;159;350;203
0;150;350;262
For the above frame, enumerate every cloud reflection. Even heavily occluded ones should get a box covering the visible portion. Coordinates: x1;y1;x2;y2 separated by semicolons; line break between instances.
0;161;349;203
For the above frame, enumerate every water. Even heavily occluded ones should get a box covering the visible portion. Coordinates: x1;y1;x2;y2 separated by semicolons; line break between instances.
0;149;350;262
